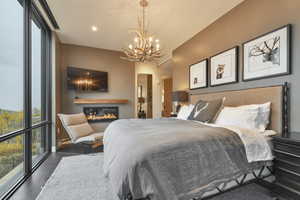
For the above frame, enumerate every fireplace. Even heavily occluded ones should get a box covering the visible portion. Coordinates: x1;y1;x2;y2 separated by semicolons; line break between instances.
83;106;119;123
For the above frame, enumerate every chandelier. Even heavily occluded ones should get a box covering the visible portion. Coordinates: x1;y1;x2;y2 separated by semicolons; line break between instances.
121;0;162;62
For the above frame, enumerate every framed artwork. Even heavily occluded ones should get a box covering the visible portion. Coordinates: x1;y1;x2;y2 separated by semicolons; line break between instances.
243;24;291;81
189;59;208;90
210;46;238;86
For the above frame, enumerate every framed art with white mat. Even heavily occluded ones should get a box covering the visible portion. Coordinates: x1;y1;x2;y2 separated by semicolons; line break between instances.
243;24;291;81
210;47;238;86
189;59;208;90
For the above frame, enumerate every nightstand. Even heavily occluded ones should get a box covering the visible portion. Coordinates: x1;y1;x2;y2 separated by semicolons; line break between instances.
272;132;300;200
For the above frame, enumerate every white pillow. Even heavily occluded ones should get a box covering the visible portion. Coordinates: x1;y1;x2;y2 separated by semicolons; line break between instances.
261;130;277;137
177;105;194;120
214;106;260;130
68;122;94;141
58;113;87;126
236;102;271;132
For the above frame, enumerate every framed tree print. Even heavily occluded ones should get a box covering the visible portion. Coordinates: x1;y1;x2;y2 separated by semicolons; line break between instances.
189;59;208;90
210;46;238;86
243;24;291;81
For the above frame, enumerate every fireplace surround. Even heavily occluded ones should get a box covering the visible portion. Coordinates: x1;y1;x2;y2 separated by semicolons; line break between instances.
83;106;119;123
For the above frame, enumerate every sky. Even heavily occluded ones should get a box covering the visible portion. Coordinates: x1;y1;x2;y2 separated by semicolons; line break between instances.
0;0;42;111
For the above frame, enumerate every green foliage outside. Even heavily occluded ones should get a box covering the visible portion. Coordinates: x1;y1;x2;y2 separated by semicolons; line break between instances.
0;110;23;135
0;108;43;186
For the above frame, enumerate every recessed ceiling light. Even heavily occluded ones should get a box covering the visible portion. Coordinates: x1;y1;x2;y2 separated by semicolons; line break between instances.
91;26;98;32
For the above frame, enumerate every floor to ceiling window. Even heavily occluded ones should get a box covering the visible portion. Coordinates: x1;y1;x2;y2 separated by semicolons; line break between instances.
0;0;52;199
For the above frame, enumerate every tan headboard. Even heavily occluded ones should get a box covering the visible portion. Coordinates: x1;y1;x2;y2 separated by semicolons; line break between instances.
190;85;285;134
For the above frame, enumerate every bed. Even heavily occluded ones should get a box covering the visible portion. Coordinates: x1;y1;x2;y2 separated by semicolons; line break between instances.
103;84;289;200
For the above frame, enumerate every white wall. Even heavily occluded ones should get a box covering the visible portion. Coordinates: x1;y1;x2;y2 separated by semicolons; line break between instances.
51;33;61;152
137;74;148;113
135;62;162;118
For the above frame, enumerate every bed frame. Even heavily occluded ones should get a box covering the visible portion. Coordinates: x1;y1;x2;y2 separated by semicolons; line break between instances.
126;82;290;200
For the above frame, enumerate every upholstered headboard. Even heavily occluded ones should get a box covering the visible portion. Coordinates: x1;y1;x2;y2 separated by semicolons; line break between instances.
190;84;289;135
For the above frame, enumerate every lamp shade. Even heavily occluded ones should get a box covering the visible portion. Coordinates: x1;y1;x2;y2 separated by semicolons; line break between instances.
138;97;145;103
172;91;188;102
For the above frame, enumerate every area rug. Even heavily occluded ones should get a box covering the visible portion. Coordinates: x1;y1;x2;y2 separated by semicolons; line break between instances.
35;153;118;200
36;153;276;200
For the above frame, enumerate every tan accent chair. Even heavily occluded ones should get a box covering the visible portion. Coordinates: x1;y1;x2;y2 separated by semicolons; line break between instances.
57;113;104;149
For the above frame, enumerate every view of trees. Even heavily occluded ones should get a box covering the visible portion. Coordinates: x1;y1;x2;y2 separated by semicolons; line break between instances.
0;108;42;185
0;109;24;186
0;109;23;136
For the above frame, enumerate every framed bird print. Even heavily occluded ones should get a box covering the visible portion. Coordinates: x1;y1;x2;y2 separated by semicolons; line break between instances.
189;59;208;90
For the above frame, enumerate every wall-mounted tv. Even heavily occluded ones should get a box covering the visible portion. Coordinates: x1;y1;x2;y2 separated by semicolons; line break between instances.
67;67;108;92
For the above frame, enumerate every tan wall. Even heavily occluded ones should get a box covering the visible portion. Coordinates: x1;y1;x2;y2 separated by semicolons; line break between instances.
158;59;174;113
172;0;300;131
60;44;135;131
159;59;173;80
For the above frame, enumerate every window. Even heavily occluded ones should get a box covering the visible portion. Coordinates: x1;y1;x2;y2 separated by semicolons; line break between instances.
0;0;24;135
0;0;24;197
0;136;24;197
32;20;43;125
32;127;46;164
0;0;52;198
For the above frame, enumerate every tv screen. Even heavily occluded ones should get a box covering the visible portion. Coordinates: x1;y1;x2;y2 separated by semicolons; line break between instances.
67;67;108;92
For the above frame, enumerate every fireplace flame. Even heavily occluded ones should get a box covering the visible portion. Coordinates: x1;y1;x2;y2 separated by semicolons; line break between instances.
87;113;117;120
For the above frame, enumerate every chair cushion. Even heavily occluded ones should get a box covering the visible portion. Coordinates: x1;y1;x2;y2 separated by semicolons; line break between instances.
68;122;94;141
74;132;104;144
58;113;87;126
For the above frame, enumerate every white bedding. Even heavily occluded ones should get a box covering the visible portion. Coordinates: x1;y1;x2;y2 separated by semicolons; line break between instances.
199;122;274;163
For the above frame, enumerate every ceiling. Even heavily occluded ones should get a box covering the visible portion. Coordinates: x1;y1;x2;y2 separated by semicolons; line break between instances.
46;0;244;60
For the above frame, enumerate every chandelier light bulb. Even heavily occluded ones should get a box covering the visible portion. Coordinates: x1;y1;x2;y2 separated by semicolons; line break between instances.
91;26;98;32
149;37;153;42
134;37;139;43
155;39;159;43
129;44;133;49
156;44;160;50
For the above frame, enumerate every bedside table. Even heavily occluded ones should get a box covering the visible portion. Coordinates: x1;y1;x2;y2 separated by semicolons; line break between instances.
272;132;300;200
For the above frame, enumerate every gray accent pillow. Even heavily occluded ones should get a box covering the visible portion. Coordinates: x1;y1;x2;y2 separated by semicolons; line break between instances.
188;98;224;122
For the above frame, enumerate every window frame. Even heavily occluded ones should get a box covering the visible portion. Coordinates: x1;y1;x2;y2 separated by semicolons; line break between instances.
0;0;52;199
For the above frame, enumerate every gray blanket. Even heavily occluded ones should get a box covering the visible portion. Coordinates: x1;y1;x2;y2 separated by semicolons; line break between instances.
103;119;264;200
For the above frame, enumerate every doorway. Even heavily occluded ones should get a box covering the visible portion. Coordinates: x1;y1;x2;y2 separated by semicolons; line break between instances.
162;78;172;117
137;74;153;118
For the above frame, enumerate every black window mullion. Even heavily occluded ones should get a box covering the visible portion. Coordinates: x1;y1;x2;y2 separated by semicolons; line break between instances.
24;0;32;174
46;30;52;152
